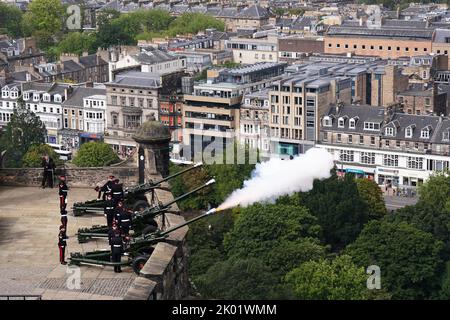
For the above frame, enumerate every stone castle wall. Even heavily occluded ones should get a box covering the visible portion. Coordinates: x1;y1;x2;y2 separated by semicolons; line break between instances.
0;166;139;187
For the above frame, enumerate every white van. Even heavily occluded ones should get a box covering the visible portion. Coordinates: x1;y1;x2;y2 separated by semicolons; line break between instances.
46;143;72;161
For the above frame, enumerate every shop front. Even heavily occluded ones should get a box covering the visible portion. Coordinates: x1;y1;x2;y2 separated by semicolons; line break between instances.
79;132;103;145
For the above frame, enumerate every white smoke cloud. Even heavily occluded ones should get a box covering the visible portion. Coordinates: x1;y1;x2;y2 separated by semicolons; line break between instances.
217;148;334;210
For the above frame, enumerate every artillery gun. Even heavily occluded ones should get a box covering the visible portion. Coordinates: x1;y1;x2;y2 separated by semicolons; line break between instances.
76;178;216;243
72;162;203;216
69;208;219;274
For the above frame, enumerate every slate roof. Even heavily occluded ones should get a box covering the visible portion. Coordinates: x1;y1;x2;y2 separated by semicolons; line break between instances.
134;49;178;64
108;71;161;88
327;26;434;40
62;87;106;107
237;5;270;20
321;104;450;144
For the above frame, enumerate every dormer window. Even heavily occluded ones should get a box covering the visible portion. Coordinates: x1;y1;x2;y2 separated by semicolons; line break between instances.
338;117;346;128
364;122;381;131
54;94;62;103
385;127;395;136
421;127;431;139
1;87;9;98
405;125;414;138
33;93;40;101
43;94;51;102
443;129;450;141
23;92;30;100
349;118;356;129
323;116;332;127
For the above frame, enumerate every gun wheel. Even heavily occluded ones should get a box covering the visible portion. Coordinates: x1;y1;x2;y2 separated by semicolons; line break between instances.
132;255;149;274
133;200;149;212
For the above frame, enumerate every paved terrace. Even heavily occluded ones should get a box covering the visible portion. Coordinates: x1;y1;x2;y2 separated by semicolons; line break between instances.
0;186;137;300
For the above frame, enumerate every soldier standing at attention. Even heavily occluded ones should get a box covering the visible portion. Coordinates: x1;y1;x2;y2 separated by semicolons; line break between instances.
41;154;55;188
109;226;123;273
58;225;68;265
104;193;115;228
58;175;68;212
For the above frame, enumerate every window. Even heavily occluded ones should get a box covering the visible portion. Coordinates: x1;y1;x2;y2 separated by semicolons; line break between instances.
396;140;400;147
340;150;354;162
383;154;398;167
337;134;342;143
370;136;375;145
421;129;430;139
385;140;390;147
405;126;413;138
111;96;117;105
407;157;423;169
361;152;375;165
359;135;364;144
338;117;345;128
349;119;356;129
364;122;380;131
323;117;332;127
348;135;353;144
385;127;394;136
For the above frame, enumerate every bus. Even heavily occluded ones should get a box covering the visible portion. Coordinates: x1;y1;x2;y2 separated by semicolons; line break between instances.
46;143;72;161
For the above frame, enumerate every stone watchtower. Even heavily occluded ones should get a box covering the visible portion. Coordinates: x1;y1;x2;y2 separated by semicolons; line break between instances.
133;120;171;182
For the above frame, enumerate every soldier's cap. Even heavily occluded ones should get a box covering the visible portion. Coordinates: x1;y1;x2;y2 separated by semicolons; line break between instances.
114;178;120;183
59;175;66;179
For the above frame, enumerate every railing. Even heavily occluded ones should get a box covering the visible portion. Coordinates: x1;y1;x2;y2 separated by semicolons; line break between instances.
0;295;42;300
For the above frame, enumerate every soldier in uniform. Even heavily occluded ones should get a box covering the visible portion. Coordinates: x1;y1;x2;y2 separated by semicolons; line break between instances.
58;225;68;265
115;200;132;236
104;193;115;228
111;178;124;206
95;175;115;200
41;155;55;188
109;226;123;273
58;175;68;213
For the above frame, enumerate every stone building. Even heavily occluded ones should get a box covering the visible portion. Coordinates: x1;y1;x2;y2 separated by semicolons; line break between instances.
104;71;161;154
0;37;45;72
397;85;447;116
318;104;450;189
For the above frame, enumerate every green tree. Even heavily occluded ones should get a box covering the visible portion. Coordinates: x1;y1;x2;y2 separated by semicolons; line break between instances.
284;255;369;300
22;144;62;167
387;173;450;255
167;13;225;37
346;220;444;299
224;203;327;276
54;32;97;56
73;142;119;167
284;173;370;251
0;98;46;167
194;258;284;299
22;0;65;48
356;178;387;219
0;2;24;37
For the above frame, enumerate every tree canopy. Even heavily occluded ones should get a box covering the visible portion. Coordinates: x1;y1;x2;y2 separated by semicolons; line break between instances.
346;219;444;299
22;0;66;48
22;144;62;167
356;178;387;220
194;258;284;299
0;98;47;168
0;2;24;37
284;255;369;300
224;203;327;276
72;142;119;167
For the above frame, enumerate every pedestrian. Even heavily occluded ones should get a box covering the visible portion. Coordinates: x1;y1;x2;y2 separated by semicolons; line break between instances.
41;155;55;188
104;193;115;228
109;226;123;273
58;225;68;265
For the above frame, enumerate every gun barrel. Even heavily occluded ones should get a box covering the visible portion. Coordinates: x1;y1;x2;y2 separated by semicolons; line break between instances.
160;179;215;209
156;207;219;238
152;162;203;186
125;162;203;194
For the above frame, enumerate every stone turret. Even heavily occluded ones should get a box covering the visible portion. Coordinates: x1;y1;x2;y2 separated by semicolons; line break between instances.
133;120;171;179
